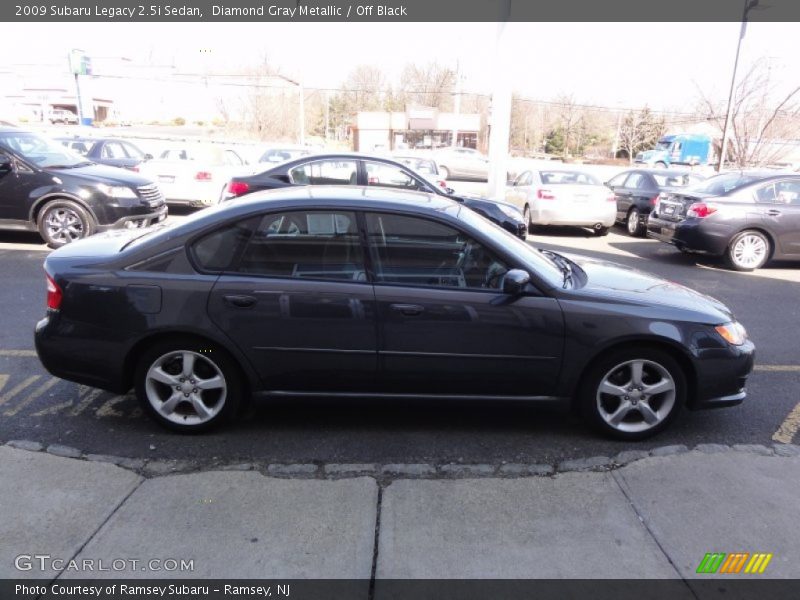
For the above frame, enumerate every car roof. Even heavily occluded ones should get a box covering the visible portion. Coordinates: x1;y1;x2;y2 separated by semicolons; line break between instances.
240;184;455;210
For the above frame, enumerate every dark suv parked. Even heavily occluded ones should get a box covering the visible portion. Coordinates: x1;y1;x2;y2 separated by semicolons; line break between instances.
647;171;800;271
56;136;153;171
0;128;167;247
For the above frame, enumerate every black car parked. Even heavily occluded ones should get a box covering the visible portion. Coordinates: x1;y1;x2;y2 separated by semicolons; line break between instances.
606;168;705;236
225;153;528;239
35;186;754;440
56;137;153;171
0;128;167;247
647;171;800;271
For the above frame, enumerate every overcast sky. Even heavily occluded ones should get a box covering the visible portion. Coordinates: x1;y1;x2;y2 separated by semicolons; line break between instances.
4;21;798;111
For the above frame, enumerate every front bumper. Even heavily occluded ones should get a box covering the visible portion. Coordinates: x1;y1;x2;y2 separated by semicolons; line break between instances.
646;215;731;256
690;339;755;410
96;205;168;233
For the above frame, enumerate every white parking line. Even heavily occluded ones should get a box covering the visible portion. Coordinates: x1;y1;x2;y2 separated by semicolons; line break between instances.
0;350;38;357
754;365;800;372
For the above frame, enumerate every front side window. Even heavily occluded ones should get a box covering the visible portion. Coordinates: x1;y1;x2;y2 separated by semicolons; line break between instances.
237;210;365;281
365;213;509;290
756;180;800;205
102;142;126;159
364;161;423;190
289;160;358;185
623;172;646;189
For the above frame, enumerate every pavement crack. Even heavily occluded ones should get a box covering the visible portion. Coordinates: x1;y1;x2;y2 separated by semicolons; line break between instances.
48;475;145;586
368;483;384;600
610;470;699;599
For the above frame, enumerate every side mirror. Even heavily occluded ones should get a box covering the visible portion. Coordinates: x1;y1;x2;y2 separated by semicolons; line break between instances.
445;187;455;195
144;153;153;160
0;155;13;172
503;269;530;295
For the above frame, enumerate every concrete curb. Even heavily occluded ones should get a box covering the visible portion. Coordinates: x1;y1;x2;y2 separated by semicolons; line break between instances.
3;438;797;480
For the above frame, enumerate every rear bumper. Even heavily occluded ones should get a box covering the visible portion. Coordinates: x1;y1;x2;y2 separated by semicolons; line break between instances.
646;216;730;255
533;206;616;228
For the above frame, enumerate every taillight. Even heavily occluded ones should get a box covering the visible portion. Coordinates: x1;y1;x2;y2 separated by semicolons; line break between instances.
46;273;62;310
129;165;139;172
195;171;213;181
227;181;250;196
650;195;660;206
607;194;617;202
687;202;718;218
537;189;555;200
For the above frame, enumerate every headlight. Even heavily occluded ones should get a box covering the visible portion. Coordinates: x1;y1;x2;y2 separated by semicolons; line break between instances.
496;203;522;220
715;321;748;346
97;184;138;199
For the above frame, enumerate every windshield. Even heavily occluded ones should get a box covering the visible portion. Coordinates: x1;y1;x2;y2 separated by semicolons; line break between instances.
654;140;671;151
686;172;761;195
452;205;565;288
0;131;89;168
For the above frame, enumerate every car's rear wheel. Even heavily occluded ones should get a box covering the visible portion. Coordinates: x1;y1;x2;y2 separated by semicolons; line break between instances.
135;339;242;433
726;230;770;271
655;161;667;169
38;200;95;248
580;347;685;440
439;166;450;180
626;208;644;237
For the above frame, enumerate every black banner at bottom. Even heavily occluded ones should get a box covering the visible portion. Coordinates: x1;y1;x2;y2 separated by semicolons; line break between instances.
4;579;800;600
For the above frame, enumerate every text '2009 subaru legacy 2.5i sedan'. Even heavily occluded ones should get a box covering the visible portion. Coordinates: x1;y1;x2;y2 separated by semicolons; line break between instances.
35;186;754;440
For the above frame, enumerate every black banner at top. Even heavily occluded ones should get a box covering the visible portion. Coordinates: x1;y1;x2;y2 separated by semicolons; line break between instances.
3;0;800;22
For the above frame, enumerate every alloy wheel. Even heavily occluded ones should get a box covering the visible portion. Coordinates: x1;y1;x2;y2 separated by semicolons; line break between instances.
45;207;84;244
144;350;227;426
731;233;767;270
595;359;677;434
627;209;640;235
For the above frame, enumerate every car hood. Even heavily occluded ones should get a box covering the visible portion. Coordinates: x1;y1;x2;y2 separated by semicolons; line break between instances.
46;163;154;187
561;252;733;323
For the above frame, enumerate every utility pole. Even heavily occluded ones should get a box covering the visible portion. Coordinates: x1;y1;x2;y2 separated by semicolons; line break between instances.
298;79;305;146
612;108;623;159
451;60;461;148
486;0;512;199
718;0;759;171
324;89;330;143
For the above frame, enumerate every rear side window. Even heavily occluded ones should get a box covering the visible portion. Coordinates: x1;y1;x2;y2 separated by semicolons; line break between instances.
190;218;258;272
289;160;358;185
236;210;366;281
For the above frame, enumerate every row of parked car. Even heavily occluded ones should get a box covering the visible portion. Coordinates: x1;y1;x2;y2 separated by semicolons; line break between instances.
2;127;799;273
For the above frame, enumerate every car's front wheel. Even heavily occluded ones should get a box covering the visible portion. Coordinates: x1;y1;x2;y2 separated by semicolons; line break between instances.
38;200;95;248
726;230;770;271
135;339;243;433
580;347;685;440
523;204;533;233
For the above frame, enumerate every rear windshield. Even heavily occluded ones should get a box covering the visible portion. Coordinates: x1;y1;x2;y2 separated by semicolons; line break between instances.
540;171;600;185
686;173;761;195
653;173;701;187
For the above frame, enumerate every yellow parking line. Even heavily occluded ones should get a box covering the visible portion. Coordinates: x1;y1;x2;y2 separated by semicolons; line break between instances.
3;377;59;416
0;375;40;407
773;401;800;445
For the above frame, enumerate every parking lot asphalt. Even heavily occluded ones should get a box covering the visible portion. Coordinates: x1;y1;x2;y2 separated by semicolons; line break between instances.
0;219;798;465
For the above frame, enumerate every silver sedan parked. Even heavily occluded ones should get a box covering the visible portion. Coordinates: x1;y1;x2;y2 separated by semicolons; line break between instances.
505;169;617;236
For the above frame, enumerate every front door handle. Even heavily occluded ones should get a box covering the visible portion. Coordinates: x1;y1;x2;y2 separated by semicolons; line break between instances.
223;294;257;308
390;303;425;316
766;209;782;217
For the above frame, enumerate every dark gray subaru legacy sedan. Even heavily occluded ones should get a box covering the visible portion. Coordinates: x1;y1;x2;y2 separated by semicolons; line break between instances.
35;186;754;439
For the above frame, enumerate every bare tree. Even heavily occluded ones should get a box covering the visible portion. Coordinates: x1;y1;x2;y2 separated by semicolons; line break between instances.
399;62;456;109
554;95;582;158
618;107;666;164
699;57;800;167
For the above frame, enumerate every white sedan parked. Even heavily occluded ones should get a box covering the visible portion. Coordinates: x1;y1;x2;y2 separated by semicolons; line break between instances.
138;145;254;208
505;169;617;236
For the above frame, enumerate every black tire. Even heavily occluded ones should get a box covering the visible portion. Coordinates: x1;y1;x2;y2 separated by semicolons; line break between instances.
37;200;95;249
626;207;645;237
579;346;686;440
134;337;244;433
594;226;610;237
725;230;770;272
523;204;533;234
655;162;667;169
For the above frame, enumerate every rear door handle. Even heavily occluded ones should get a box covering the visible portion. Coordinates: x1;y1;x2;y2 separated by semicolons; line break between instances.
223;294;257;308
766;209;782;217
390;303;425;316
